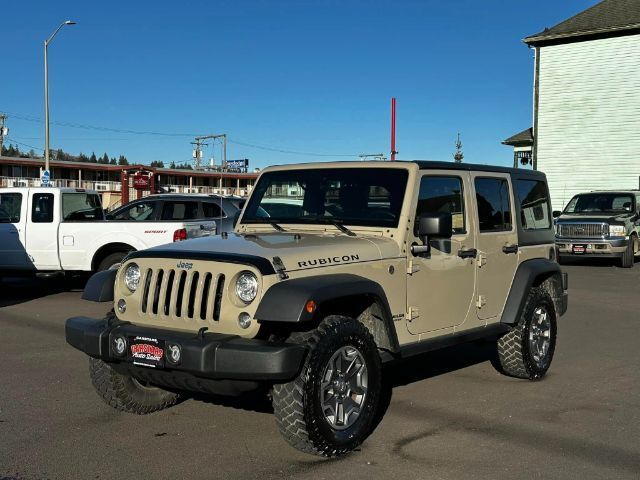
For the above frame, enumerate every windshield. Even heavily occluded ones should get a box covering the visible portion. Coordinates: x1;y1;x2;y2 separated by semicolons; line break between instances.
242;168;409;228
564;193;634;214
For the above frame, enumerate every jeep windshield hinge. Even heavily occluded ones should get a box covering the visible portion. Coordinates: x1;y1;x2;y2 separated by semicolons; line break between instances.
407;259;420;275
406;307;420;322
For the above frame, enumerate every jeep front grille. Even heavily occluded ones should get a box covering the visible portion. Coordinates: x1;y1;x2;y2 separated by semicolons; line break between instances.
140;268;225;321
557;222;608;238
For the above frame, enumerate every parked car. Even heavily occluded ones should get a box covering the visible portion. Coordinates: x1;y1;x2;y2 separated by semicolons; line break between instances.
554;190;640;267
108;194;241;234
0;187;216;274
67;160;567;456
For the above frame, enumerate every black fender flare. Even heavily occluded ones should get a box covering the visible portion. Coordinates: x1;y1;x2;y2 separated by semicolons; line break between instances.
501;258;565;325
82;269;117;302
254;273;399;351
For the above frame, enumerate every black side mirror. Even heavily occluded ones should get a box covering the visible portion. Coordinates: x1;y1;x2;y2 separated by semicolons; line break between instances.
417;212;453;243
232;210;241;228
412;213;452;256
552;210;562;218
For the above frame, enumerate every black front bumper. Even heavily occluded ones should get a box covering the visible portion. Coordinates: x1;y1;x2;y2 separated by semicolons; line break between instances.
65;316;307;382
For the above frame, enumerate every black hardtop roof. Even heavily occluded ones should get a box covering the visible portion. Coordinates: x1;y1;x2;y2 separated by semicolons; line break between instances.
410;160;546;179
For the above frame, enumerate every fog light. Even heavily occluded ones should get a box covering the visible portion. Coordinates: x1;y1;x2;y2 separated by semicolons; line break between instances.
113;335;127;356
166;343;181;365
238;312;252;329
117;298;127;313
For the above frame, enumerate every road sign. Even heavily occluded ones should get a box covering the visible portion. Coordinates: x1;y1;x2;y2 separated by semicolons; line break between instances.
41;170;51;186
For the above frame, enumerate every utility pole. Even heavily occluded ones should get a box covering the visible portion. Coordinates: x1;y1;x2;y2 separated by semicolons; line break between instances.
390;98;397;161
0;113;7;156
192;134;227;169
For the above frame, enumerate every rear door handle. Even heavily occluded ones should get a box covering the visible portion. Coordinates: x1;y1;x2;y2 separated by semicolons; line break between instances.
502;244;519;254
458;248;477;259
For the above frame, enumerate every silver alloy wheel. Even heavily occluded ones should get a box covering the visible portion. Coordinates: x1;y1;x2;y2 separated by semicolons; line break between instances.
529;306;551;368
320;346;368;430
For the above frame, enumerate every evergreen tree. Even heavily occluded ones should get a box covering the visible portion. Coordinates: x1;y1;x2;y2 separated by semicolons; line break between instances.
110;157;117;165
78;153;89;163
453;133;464;163
89;152;97;163
169;161;176;169
150;160;165;168
99;153;110;164
117;155;129;166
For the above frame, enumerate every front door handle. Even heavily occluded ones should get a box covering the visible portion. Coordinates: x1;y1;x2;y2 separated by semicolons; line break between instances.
458;248;477;259
502;244;519;254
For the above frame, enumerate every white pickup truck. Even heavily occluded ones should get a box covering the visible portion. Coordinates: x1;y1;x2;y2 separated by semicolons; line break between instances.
0;187;216;274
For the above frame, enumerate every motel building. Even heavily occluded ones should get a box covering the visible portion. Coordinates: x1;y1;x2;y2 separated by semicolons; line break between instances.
0;155;258;209
503;0;640;210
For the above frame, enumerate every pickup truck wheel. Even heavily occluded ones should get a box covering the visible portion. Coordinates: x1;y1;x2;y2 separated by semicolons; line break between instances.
89;357;179;414
620;238;635;268
97;252;128;272
496;287;557;380
271;315;381;457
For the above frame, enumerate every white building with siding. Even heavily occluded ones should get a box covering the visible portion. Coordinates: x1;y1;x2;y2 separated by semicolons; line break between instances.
504;0;640;210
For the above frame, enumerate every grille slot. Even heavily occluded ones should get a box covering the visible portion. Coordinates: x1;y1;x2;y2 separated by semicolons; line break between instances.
141;268;152;313
213;274;225;321
163;270;175;316
175;271;187;317
200;273;213;320
151;270;164;314
559;223;607;238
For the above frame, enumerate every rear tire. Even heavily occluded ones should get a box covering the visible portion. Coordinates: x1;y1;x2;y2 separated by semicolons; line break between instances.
97;251;128;272
89;357;179;414
620;239;634;268
271;315;382;457
496;287;557;380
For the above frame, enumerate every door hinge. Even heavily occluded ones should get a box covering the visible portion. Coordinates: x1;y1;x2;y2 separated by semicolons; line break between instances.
476;295;486;308
407;259;420;275
477;253;487;267
406;307;420;322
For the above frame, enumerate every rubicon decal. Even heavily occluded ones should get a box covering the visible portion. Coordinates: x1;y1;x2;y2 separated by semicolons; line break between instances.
297;254;360;268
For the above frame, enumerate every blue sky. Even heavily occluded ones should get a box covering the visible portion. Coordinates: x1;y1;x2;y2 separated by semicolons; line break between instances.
2;0;598;169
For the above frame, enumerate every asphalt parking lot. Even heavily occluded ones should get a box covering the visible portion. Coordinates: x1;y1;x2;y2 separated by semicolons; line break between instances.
1;261;639;480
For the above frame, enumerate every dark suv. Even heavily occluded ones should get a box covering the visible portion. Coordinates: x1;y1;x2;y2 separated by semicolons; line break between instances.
554;190;640;267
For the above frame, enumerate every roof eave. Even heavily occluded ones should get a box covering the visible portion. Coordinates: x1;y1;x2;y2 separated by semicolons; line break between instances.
524;23;640;46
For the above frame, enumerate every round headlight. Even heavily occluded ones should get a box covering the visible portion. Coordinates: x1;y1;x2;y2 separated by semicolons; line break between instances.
124;263;140;292
235;272;258;303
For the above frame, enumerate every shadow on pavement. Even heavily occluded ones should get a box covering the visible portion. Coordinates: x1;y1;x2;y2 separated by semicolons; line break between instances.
0;275;88;308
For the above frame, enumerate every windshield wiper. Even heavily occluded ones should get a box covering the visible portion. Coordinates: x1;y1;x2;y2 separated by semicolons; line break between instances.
312;218;356;237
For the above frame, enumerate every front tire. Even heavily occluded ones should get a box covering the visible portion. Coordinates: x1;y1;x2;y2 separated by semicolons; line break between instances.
620;237;635;268
272;316;382;457
496;287;557;380
89;358;179;414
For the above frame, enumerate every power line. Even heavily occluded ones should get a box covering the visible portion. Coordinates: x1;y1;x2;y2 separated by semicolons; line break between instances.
4;110;359;158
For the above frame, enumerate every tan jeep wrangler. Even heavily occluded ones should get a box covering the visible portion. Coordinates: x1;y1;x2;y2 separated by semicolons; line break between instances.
66;161;568;456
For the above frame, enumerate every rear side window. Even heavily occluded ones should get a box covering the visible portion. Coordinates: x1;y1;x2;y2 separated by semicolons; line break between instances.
32;193;54;223
62;193;103;221
416;176;466;234
202;202;224;218
112;201;155;221
517;180;550;230
161;201;199;220
0;193;22;223
475;178;512;232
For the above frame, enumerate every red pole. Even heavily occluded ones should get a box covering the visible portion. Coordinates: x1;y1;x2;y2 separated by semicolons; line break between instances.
390;97;397;161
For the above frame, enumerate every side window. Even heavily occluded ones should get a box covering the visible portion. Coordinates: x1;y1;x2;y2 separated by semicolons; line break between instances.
0;193;22;223
112;201;155;221
62;193;103;221
161;201;199;221
475;177;512;232
32;193;54;223
516;180;551;230
416;176;465;234
202;202;224;218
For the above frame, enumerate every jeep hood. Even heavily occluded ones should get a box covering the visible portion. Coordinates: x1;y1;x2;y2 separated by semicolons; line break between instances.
129;232;401;273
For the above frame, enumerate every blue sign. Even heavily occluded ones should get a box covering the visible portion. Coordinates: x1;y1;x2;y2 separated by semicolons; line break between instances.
226;159;248;170
41;170;51;186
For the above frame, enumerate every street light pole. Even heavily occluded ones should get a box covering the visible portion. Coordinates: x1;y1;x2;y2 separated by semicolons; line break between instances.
44;20;76;175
